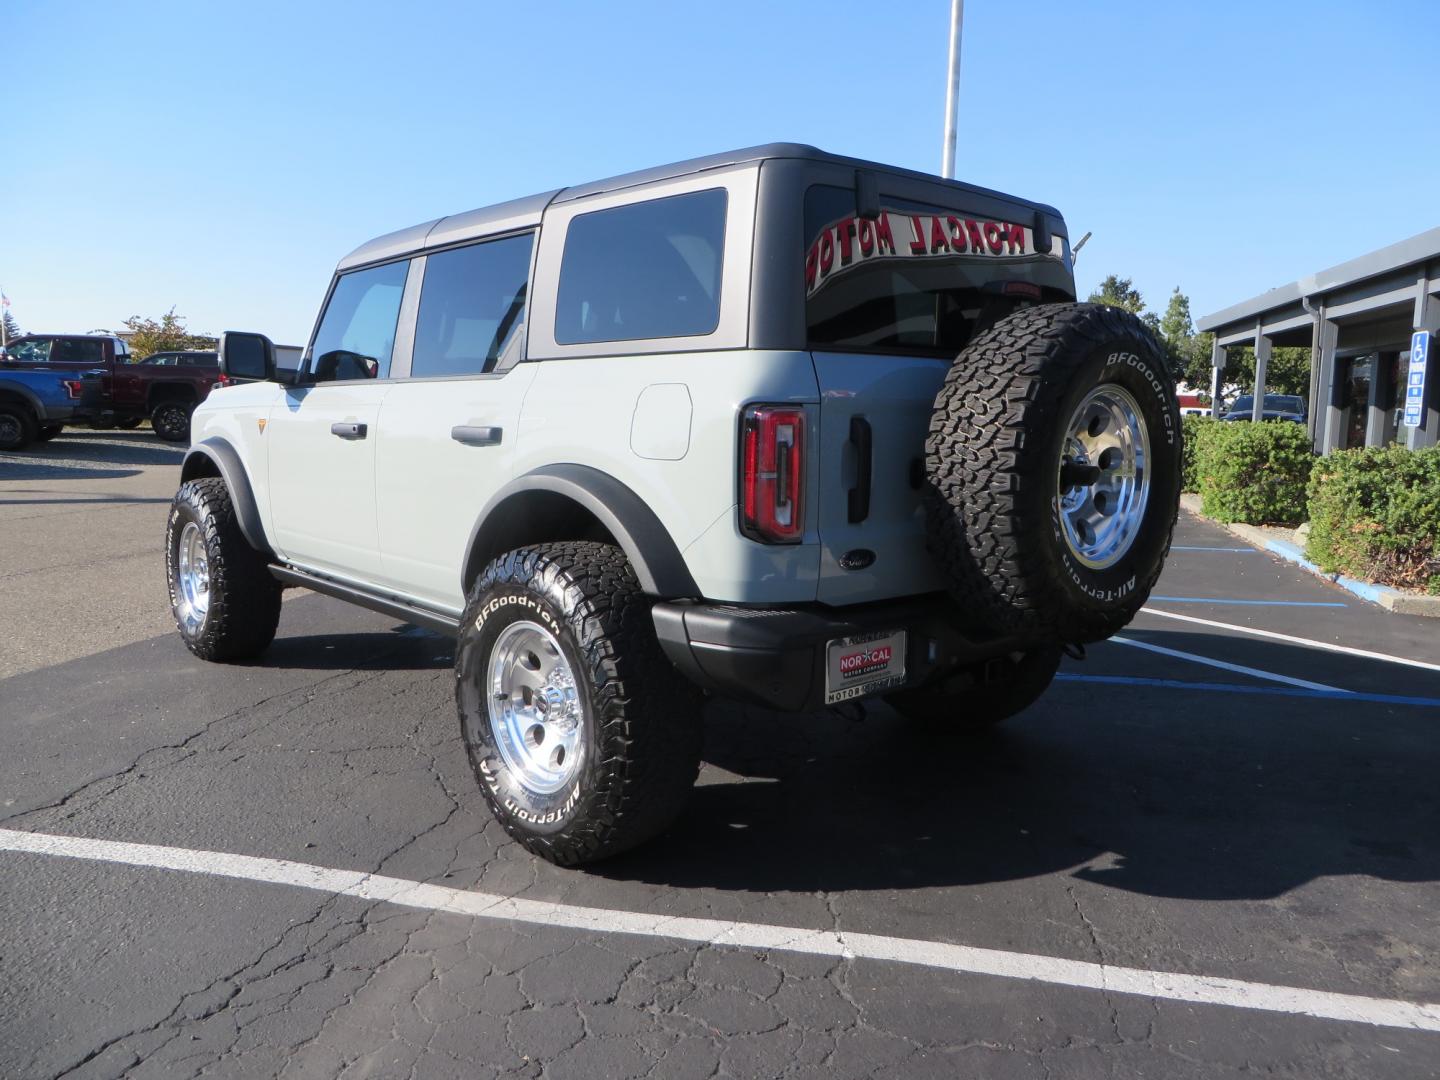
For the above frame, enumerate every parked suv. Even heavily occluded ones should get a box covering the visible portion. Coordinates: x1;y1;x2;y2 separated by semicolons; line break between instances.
167;145;1182;865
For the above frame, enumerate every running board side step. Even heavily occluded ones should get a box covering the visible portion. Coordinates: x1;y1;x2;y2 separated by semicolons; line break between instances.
269;564;461;638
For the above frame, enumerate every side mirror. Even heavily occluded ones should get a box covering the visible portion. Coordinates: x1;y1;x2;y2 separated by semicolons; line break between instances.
218;331;276;382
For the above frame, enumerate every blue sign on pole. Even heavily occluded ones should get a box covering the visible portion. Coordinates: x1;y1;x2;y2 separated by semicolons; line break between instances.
1406;331;1429;428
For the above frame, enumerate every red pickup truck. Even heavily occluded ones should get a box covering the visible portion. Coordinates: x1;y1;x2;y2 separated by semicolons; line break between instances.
0;335;221;441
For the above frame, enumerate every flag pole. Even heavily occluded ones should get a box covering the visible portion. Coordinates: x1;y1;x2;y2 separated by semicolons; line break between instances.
941;0;964;179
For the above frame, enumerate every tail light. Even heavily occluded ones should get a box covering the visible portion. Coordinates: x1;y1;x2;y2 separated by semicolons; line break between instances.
63;380;83;399
216;373;232;387
740;404;805;544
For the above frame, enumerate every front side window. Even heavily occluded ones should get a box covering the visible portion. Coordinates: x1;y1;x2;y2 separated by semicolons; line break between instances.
411;233;533;378
309;260;410;382
5;337;53;363
555;188;726;345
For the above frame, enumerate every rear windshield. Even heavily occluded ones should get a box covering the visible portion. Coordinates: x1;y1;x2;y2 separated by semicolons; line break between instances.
804;184;1069;357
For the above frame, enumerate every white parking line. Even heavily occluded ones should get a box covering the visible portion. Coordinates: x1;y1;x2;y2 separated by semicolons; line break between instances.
1111;636;1352;694
1140;607;1440;674
3;828;1438;1033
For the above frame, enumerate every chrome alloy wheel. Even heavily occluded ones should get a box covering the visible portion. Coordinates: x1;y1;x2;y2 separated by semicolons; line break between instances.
176;521;212;633
1057;384;1151;570
486;620;584;795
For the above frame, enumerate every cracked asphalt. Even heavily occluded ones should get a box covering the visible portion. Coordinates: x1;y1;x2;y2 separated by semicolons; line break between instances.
2;430;1439;1079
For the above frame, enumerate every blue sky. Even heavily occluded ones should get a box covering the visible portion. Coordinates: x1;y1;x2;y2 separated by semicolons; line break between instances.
5;0;1437;344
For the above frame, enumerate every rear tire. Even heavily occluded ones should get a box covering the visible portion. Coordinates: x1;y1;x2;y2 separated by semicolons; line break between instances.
166;478;282;661
885;647;1062;732
0;403;37;450
151;401;194;442
925;303;1181;644
456;542;703;866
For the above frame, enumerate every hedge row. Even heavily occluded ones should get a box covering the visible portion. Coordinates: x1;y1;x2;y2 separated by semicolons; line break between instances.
1305;445;1440;595
1191;419;1315;526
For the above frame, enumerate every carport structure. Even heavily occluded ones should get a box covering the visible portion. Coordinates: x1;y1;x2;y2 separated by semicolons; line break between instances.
1197;227;1440;453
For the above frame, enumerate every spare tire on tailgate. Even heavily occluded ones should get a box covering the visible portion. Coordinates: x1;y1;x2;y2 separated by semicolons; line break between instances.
925;302;1181;644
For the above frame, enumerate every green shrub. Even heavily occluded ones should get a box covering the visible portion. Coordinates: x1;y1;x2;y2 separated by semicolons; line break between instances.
1194;420;1315;525
1305;445;1440;592
1181;414;1217;492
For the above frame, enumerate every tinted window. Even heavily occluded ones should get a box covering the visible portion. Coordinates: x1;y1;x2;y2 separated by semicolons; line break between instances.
412;234;533;378
309;260;409;381
804;185;1051;357
555;188;726;345
53;338;105;364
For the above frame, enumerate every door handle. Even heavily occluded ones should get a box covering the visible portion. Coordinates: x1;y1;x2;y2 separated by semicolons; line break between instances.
331;421;367;440
451;425;502;446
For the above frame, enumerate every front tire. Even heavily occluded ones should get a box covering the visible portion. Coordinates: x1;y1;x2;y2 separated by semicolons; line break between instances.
885;647;1062;732
151;401;194;442
36;423;64;443
456;542;703;866
116;418;143;430
166;478;282;661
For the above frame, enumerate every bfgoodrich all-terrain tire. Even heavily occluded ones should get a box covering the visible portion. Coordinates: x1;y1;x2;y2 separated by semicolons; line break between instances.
884;647;1062;733
926;303;1181;644
456;542;703;866
166;478;282;661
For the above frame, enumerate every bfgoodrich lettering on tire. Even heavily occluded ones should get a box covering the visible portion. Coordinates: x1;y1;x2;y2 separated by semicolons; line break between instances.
456;542;703;866
166;478;282;661
925;303;1181;644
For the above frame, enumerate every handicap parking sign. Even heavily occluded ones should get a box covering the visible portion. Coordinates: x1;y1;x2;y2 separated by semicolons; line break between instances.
1406;331;1429;428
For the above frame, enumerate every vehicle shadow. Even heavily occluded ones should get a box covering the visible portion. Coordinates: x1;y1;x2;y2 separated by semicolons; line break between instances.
28;430;188;466
598;632;1440;902
0;464;142;482
257;627;454;672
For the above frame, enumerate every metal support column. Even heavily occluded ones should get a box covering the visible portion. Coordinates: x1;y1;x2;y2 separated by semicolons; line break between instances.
1251;320;1270;422
1210;339;1226;417
1313;311;1341;453
1409;269;1439;450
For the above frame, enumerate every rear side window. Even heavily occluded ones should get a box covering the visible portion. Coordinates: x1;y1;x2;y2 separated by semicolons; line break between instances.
412;233;534;378
555;188;726;345
309;260;410;381
7;338;53;362
53;338;105;364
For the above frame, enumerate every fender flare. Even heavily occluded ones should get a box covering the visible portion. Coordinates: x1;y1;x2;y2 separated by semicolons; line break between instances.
181;437;273;557
0;379;48;419
464;464;700;598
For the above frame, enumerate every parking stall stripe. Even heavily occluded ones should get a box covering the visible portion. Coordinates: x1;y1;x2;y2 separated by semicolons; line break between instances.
1141;608;1440;674
1054;674;1440;709
1169;546;1256;552
1110;636;1352;693
3;828;1439;1033
1147;596;1348;608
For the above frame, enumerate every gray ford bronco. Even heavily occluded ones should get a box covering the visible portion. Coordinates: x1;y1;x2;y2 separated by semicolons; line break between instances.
167;144;1181;864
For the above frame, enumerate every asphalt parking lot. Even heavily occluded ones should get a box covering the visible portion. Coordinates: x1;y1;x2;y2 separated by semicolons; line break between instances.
2;430;1439;1079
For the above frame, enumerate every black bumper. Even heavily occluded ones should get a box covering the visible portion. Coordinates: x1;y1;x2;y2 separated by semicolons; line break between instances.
653;594;1045;712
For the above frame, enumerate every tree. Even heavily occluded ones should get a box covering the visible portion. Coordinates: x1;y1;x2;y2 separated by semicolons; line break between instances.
2;310;20;344
1215;345;1311;398
121;308;216;361
1087;274;1145;314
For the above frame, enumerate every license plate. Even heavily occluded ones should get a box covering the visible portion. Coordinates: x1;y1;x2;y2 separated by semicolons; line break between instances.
824;630;907;704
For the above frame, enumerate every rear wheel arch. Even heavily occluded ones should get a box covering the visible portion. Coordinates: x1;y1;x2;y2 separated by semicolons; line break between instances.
181;439;273;558
462;465;699;599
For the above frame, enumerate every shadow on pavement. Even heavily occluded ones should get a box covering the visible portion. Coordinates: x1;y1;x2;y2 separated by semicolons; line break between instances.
598;630;1440;902
257;628;453;672
0;464;142;481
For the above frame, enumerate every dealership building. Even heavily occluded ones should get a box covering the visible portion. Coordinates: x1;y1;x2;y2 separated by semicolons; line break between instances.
1197;227;1439;453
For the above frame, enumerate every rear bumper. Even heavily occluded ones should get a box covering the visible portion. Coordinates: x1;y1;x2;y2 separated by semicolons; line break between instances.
652;594;1044;712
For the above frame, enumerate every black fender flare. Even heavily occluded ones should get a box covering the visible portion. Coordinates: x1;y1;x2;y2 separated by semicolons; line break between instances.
0;379;47;420
463;464;700;598
181;437;273;557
